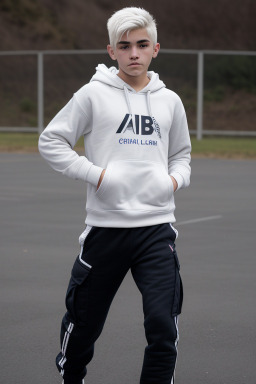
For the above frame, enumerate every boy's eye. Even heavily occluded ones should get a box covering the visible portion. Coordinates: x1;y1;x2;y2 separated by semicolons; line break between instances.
140;44;149;48
120;45;129;50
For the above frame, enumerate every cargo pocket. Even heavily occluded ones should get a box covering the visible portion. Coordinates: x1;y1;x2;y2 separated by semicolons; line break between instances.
171;246;183;317
65;256;91;324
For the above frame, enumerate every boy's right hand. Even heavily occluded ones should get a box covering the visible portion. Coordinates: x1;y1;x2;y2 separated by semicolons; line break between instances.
97;169;106;190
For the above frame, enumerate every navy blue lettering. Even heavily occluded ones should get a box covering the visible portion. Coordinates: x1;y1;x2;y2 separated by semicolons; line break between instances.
116;114;130;133
141;116;154;135
117;114;159;137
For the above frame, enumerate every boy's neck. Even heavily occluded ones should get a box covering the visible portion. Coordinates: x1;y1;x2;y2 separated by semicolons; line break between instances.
117;71;150;92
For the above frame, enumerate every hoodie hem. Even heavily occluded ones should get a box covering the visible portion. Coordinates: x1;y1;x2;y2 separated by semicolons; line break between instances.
85;209;175;228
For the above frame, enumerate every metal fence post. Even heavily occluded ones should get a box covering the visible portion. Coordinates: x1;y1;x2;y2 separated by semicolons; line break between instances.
37;52;44;134
197;51;204;140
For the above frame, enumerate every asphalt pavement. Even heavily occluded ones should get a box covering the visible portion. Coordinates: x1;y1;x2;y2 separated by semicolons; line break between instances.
1;153;256;384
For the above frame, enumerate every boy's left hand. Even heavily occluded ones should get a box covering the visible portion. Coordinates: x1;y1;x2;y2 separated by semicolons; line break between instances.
97;169;106;190
170;176;178;192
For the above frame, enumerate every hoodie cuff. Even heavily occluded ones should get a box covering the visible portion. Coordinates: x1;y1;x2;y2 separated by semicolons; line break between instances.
86;164;104;187
170;172;184;191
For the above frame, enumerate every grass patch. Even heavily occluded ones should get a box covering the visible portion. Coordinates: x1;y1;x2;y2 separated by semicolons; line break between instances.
0;132;255;159
191;136;256;158
0;132;39;152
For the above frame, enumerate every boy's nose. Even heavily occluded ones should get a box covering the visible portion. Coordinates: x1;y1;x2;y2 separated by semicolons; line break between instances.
130;47;139;59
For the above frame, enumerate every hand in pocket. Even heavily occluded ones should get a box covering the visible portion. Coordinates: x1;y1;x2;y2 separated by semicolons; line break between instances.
97;169;106;190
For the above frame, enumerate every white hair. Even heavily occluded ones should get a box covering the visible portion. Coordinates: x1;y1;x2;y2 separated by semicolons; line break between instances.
107;7;157;48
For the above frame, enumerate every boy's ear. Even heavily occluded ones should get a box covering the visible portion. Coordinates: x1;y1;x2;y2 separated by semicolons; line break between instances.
152;43;160;59
107;45;116;61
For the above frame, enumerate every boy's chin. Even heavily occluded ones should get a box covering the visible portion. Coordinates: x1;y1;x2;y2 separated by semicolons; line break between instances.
122;68;146;77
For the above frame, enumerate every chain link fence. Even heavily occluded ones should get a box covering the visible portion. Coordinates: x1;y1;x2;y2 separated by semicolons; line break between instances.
0;49;256;139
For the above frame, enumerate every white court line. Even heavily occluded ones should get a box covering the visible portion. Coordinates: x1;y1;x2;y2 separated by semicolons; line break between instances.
175;215;223;226
0;191;35;201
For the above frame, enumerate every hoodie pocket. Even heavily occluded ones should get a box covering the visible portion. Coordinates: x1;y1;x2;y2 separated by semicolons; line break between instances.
93;160;173;212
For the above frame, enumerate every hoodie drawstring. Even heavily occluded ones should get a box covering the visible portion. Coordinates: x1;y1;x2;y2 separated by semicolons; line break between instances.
123;87;154;131
146;91;152;119
124;86;137;132
124;86;133;117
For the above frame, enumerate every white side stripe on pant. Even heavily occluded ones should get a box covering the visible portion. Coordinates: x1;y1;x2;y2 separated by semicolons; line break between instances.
79;226;93;269
170;316;179;384
60;321;74;375
59;356;67;368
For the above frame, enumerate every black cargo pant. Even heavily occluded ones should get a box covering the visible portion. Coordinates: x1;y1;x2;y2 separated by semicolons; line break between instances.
56;223;183;384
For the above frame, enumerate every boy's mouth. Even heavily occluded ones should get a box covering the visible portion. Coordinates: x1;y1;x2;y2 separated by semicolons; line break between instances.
129;63;141;66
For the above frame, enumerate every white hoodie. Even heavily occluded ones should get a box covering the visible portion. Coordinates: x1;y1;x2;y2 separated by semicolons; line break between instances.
38;64;191;227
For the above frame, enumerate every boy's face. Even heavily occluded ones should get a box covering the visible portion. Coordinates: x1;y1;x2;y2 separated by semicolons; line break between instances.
107;28;160;84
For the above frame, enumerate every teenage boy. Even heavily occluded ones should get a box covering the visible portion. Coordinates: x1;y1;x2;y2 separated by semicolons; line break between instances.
39;7;191;384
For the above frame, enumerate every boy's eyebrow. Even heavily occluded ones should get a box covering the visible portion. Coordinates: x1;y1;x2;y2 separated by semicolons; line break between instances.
117;39;150;45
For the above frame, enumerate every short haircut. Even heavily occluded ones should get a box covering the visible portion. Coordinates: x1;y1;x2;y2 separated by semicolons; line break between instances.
107;7;157;48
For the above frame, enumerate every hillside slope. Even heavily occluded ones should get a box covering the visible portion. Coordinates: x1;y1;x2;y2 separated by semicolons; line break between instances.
1;0;256;133
1;0;256;51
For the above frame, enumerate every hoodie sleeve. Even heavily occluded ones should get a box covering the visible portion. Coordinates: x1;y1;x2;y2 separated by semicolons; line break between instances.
168;97;191;190
38;94;103;187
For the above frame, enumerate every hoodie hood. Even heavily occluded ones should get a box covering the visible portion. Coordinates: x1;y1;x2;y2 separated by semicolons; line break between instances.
90;64;166;126
90;64;166;93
